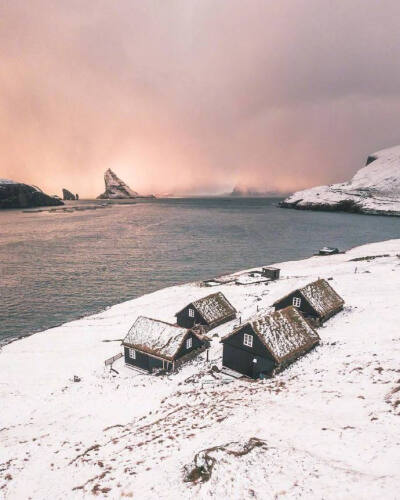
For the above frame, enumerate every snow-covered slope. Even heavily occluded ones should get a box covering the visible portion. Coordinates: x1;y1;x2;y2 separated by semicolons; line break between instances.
1;240;400;498
281;146;400;215
97;169;139;199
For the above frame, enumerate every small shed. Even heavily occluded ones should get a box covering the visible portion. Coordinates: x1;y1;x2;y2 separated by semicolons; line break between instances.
273;278;344;324
262;267;280;280
176;292;236;330
122;316;208;373
221;306;319;379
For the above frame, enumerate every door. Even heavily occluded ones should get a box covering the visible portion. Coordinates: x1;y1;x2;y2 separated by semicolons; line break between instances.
223;344;254;377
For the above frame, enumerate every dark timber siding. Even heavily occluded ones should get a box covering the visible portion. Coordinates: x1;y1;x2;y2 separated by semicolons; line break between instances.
176;305;235;330
124;347;168;372
222;324;276;379
175;332;204;359
176;305;205;328
274;292;318;320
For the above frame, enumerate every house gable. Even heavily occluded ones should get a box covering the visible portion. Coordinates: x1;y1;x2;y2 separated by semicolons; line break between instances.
174;331;205;359
274;290;318;318
176;304;205;328
222;323;274;359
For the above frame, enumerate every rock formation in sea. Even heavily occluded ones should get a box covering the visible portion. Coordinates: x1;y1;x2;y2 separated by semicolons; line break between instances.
0;179;64;209
280;145;400;216
62;188;76;200
97;169;139;199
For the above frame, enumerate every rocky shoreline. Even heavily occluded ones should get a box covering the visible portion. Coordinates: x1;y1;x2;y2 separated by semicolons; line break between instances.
279;196;400;216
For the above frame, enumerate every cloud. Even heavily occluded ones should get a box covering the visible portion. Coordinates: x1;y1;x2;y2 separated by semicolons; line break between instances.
1;0;400;196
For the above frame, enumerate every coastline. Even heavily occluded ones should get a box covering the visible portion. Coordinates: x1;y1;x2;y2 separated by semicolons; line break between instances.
1;238;400;498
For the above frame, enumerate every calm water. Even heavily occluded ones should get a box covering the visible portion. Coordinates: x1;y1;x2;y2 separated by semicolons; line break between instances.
1;198;399;344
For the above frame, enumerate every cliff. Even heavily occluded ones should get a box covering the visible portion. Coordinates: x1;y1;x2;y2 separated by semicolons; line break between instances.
280;145;400;216
0;179;64;209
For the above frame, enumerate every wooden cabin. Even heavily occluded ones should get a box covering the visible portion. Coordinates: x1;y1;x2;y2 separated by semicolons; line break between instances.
122;316;209;373
221;306;319;379
175;292;236;330
273;278;344;324
262;266;280;280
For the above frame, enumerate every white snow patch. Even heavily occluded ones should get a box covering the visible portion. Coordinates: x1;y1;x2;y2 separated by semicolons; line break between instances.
1;239;400;498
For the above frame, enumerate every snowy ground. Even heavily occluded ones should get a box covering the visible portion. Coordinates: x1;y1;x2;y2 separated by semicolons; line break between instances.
1;239;400;499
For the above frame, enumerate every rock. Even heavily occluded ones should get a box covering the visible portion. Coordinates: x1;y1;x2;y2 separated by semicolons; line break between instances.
280;145;400;216
62;189;76;200
0;179;64;209
97;169;139;199
183;438;267;483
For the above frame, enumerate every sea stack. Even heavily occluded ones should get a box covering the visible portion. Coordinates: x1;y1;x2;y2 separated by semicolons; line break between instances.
97;169;139;199
62;188;76;201
0;179;64;209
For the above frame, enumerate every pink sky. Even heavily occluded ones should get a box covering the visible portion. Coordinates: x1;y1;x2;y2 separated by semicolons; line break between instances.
1;0;400;197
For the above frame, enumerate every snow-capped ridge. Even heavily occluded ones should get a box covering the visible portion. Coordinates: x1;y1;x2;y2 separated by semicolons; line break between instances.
281;145;400;216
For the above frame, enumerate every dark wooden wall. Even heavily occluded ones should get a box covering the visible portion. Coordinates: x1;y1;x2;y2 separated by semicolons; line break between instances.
175;332;204;359
274;292;318;319
176;305;204;328
222;324;276;378
124;347;166;372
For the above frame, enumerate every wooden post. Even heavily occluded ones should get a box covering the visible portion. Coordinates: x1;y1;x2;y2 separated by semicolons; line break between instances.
206;349;209;362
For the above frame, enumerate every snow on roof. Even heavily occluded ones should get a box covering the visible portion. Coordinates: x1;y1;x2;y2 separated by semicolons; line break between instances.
122;316;189;360
253;307;319;364
273;279;344;319
222;306;319;364
299;279;344;318
192;292;236;325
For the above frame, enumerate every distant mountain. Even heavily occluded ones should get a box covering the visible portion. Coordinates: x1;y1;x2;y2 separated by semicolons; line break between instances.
280;145;400;216
0;179;64;209
97;169;139;199
230;184;285;197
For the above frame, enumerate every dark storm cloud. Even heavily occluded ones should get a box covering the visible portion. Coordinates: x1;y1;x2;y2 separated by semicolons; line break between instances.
1;0;400;196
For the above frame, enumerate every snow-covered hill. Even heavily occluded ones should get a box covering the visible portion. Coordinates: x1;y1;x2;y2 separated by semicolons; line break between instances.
280;146;400;216
1;240;400;498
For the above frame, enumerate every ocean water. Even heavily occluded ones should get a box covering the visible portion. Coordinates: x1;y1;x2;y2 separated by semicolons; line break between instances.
1;197;399;345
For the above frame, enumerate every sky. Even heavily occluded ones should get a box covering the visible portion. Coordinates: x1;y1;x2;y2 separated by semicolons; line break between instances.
1;0;400;197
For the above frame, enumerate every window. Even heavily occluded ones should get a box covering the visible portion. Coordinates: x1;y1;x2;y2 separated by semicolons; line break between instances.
129;348;136;359
188;308;195;318
293;297;301;308
243;333;253;347
186;337;192;349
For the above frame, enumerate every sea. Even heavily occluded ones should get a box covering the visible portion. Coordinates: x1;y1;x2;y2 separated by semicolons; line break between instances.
1;197;399;345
